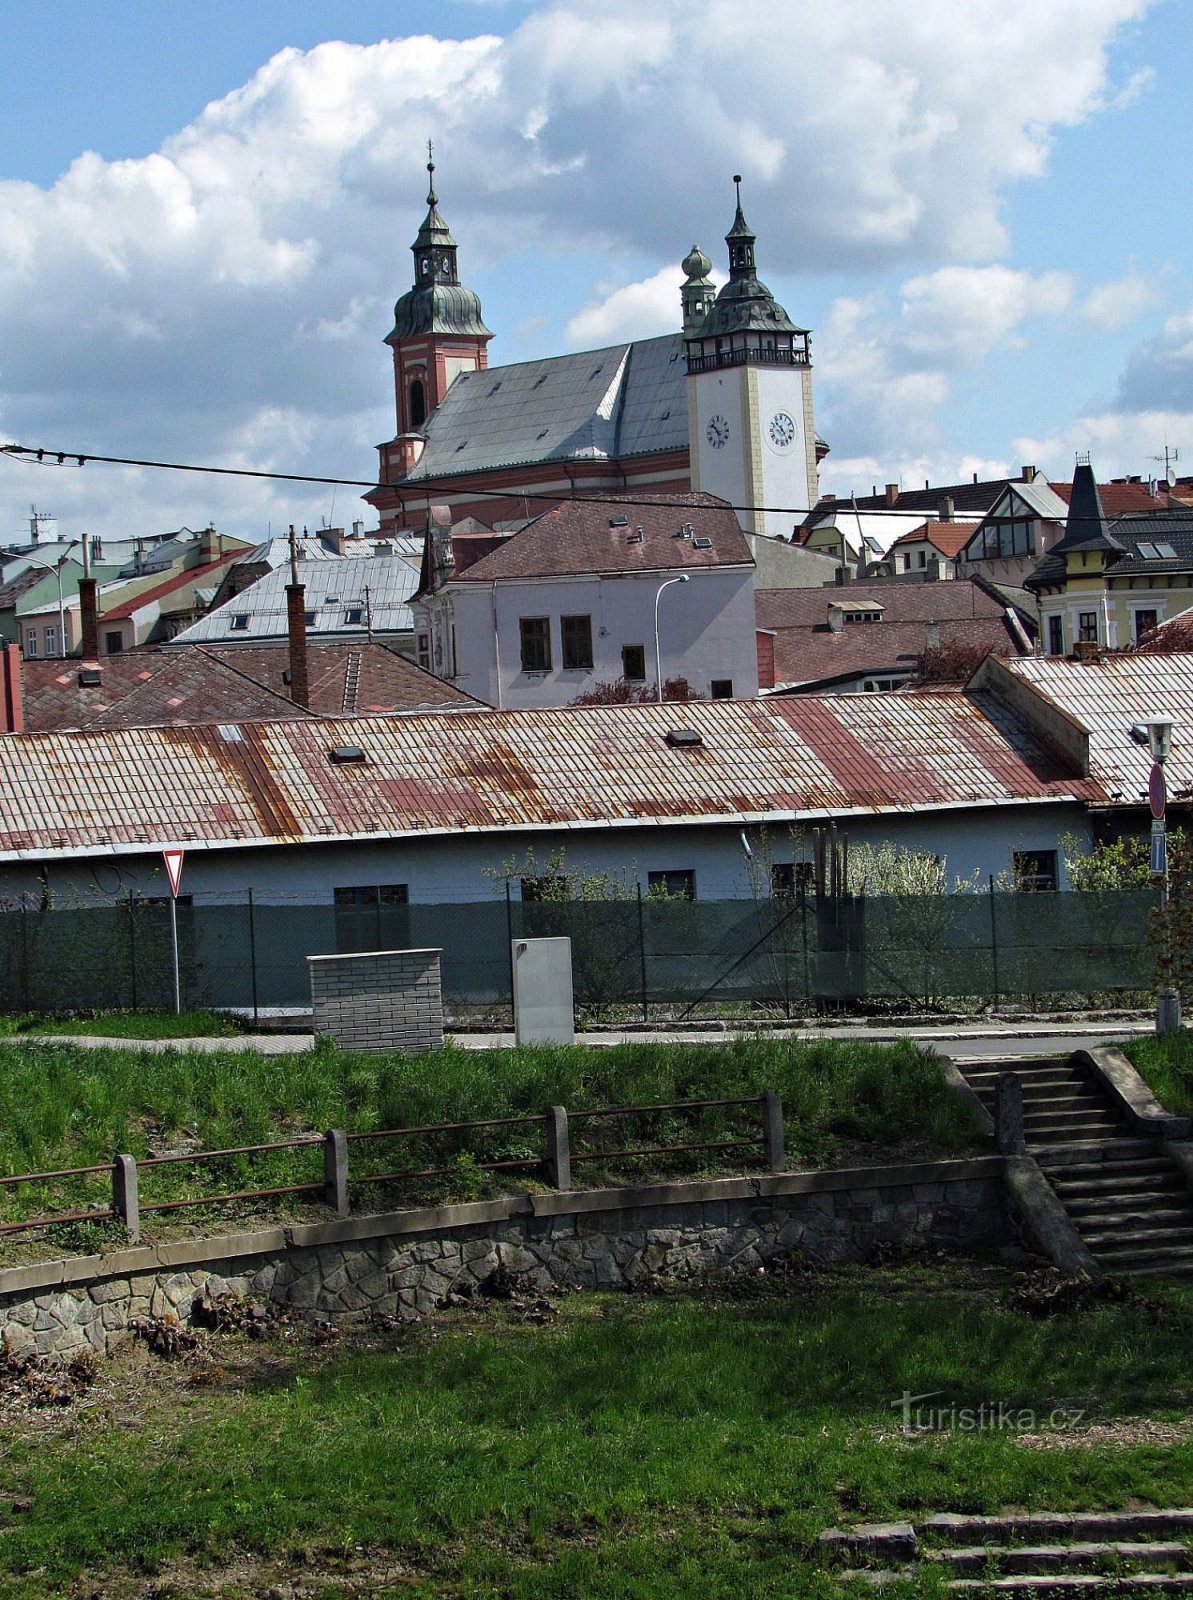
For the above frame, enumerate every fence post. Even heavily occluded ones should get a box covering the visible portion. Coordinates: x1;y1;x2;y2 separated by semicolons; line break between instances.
20;904;30;1013
761;1090;785;1173
544;1105;571;1190
112;1154;140;1243
988;874;1000;1011
127;888;138;1010
505;881;516;1030
637;883;648;1024
324;1129;350;1217
247;888;260;1028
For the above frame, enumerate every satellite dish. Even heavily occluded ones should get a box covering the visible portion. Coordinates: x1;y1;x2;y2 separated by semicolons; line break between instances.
1167;468;1177;488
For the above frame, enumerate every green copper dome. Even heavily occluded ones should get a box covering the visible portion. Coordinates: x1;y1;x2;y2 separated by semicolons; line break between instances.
386;153;492;343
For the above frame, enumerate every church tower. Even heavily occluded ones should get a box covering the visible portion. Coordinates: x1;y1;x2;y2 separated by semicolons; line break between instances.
685;178;817;536
382;150;492;476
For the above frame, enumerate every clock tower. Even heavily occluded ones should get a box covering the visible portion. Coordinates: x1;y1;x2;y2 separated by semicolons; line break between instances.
685;178;818;537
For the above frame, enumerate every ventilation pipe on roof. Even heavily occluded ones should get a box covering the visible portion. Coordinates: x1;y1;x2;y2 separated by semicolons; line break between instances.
828;602;845;633
78;577;99;662
925;621;940;652
0;640;24;734
285;525;310;710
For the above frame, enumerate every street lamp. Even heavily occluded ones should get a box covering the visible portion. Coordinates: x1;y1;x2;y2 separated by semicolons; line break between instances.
1139;717;1179;1033
653;574;689;703
21;556;67;658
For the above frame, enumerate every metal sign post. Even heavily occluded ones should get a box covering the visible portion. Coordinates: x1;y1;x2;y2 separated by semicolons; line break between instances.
163;848;184;1015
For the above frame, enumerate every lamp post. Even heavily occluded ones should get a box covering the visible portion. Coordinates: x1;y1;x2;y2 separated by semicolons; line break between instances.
1144;718;1180;1034
652;574;689;703
21;556;67;658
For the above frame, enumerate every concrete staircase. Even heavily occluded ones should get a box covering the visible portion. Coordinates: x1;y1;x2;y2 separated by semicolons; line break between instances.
825;1509;1193;1592
961;1056;1193;1277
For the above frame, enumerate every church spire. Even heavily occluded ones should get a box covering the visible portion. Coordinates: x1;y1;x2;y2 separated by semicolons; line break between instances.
387;149;491;343
725;174;756;278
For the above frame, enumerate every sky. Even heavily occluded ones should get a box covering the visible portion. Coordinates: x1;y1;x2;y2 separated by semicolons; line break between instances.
1;0;1191;544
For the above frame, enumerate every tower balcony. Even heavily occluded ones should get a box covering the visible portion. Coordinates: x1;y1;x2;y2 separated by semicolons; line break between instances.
686;343;809;374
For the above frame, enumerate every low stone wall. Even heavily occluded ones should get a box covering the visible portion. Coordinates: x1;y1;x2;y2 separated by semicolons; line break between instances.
0;1157;1008;1358
307;947;444;1053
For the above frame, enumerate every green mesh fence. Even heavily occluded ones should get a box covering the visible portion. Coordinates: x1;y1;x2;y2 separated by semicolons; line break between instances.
0;888;1163;1017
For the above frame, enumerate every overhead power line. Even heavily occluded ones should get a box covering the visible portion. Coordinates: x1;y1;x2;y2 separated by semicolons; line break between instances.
0;439;945;520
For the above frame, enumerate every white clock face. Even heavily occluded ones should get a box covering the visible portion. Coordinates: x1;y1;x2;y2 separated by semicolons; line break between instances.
706;414;729;450
768;410;796;449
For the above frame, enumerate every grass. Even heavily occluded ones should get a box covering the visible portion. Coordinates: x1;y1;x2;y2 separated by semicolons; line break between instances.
1123;1029;1193;1118
0;1008;242;1040
1;1263;1191;1597
0;1036;985;1245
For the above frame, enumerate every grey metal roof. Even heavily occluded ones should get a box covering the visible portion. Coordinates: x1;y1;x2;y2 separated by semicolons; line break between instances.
168;553;421;644
402;334;689;482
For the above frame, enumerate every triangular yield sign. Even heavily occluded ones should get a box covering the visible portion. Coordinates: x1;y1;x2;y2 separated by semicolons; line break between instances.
162;847;185;898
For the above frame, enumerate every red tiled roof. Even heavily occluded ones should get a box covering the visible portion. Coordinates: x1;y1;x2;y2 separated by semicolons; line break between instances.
888;522;974;558
1050;481;1167;514
771;617;1017;688
755;579;1006;630
454;493;752;581
18;642;478;731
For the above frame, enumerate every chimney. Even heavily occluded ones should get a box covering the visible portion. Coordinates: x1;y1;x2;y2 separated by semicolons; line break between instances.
199;524;220;562
1072;640;1100;664
0;641;24;733
1021;464;1037;482
78;576;100;660
285;527;309;709
925;621;940;651
884;483;900;506
326;527;346;557
828;602;845;633
939;496;955;521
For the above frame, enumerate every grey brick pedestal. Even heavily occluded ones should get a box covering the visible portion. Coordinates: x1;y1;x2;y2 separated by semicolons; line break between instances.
307;948;443;1053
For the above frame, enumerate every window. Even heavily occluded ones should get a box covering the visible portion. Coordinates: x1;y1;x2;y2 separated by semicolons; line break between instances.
1134;609;1159;643
416;631;431;670
229;614;249;631
520;616;551;671
561;614;593;669
343;607;364;625
979;519;1035;560
520;875;568;902
622;644;646;681
917;550;926;568
24;628;36;658
409;379;426;429
648;869;696;900
1012;850;1058;892
44;626;58;656
1078;612;1098;644
862;677;900;692
771;862;812;897
334;884;408;906
710;679;734;699
1048;616;1064;656
304;610;317;626
105;631;124;654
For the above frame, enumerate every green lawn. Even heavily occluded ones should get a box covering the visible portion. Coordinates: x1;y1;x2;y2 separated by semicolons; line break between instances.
1124;1029;1193;1118
0;1036;984;1243
2;1264;1191;1597
0;1008;242;1040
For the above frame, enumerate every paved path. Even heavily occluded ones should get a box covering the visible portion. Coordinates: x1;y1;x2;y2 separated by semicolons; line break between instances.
25;1018;1156;1058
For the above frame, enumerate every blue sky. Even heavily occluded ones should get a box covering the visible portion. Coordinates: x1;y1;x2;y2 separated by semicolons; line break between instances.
0;0;1190;541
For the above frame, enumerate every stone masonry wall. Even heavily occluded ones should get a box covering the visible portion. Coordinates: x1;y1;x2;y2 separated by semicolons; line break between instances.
0;1159;1008;1358
308;947;443;1053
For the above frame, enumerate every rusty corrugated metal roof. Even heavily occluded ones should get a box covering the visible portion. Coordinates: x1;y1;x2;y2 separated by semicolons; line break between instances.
0;690;1101;862
1005;654;1193;805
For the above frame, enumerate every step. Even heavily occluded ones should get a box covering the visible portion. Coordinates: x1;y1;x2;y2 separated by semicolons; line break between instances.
922;1510;1193;1544
947;1576;1193;1594
969;1078;1093;1098
1070;1206;1193;1231
1091;1235;1193;1264
1052;1171;1184;1197
931;1541;1193;1576
1067;1191;1189;1217
1035;1141;1165;1169
1082;1222;1193;1251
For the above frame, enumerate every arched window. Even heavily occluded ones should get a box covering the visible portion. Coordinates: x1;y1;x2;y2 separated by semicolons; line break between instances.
409;379;426;429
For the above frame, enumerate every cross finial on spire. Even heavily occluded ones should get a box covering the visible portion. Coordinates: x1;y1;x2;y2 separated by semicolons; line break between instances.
426;140;437;207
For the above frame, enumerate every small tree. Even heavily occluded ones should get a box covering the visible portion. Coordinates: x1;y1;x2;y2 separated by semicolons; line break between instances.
569;676;704;706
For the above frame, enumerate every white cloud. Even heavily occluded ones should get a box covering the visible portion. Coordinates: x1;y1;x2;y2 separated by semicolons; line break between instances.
0;0;1160;538
1080;272;1161;331
565;265;725;347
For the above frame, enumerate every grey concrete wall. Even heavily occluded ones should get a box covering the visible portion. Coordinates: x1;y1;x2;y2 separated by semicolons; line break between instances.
0;1157;1009;1357
308;948;443;1053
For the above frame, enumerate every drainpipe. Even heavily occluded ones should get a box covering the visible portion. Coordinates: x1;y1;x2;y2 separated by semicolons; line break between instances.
492;582;503;709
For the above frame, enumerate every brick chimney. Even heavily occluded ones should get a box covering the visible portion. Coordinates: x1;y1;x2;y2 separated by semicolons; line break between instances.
78;577;100;661
1;640;24;733
884;483;900;507
199;525;221;562
285;526;309;709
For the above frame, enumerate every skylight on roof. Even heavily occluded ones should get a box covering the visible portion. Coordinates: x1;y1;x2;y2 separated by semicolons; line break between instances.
1138;542;1160;559
229;614;249;630
1157;542;1177;558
